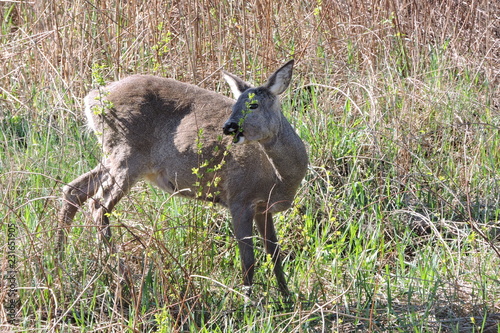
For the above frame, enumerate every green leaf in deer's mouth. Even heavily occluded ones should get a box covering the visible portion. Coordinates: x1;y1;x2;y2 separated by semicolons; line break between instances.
233;131;245;144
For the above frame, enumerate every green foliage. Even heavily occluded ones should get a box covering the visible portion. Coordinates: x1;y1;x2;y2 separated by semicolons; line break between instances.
91;63;108;87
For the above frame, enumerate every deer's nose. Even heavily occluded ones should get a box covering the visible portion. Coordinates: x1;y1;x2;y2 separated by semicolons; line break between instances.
223;121;245;144
223;121;239;135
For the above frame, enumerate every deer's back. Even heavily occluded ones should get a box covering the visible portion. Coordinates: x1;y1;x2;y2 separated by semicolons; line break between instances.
83;75;277;204
85;75;233;150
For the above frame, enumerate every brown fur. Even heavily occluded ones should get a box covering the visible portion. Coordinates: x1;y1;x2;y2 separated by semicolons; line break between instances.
58;61;308;296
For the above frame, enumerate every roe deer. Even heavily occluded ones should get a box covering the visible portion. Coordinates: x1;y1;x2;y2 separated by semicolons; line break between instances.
58;60;308;296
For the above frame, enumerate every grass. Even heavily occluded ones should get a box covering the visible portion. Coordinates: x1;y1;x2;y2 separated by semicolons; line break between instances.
1;0;500;331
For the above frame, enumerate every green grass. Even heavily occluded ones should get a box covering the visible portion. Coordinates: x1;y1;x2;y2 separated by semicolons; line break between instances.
1;0;500;331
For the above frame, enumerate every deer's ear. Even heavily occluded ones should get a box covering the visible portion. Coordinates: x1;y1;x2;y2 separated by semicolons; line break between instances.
223;71;252;99
264;60;294;96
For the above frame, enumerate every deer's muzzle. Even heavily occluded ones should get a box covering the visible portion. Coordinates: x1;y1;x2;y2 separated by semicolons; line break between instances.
223;121;245;144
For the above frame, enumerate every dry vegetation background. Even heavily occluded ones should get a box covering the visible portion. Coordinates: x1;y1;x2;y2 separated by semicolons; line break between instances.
2;0;499;93
1;0;500;332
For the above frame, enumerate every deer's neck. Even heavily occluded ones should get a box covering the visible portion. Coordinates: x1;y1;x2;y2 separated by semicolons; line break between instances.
260;116;308;188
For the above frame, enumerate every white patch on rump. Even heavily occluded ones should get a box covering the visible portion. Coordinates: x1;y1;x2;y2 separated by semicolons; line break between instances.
84;95;96;132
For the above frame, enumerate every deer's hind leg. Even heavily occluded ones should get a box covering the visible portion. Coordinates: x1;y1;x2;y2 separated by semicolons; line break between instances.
89;155;143;247
58;165;105;252
58;153;143;252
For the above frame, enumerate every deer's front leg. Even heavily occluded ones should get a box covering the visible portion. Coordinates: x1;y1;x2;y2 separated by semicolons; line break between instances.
230;205;255;293
255;212;289;297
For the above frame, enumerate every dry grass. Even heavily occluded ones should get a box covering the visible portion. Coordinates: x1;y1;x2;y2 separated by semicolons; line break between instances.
2;0;498;87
